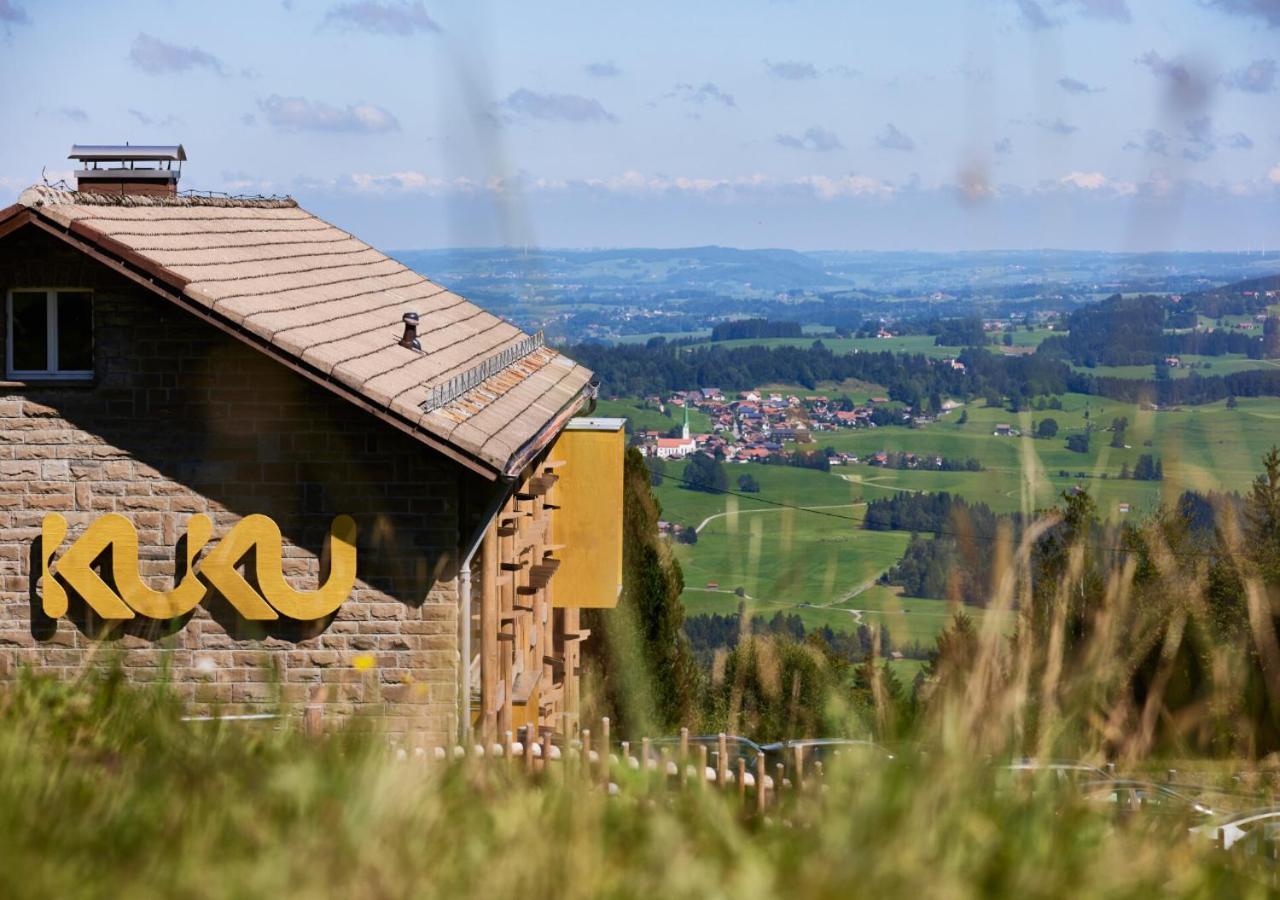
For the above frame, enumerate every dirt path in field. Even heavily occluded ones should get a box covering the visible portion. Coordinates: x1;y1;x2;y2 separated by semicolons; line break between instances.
836;473;920;494
693;502;865;534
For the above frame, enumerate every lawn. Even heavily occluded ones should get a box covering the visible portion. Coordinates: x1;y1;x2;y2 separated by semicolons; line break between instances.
594;397;714;434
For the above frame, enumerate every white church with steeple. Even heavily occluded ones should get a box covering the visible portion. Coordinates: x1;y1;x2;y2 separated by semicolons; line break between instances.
651;404;698;459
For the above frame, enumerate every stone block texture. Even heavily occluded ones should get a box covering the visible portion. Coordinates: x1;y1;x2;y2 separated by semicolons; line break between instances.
0;228;474;747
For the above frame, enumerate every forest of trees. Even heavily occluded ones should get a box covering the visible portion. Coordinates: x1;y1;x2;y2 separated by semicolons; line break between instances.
1037;292;1280;367
863;492;1015;606
709;318;804;341
567;335;1280;416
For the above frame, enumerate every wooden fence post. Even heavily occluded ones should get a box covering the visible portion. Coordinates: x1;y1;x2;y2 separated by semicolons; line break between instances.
698;745;709;789
756;752;767;815
717;733;728;788
600;718;611;786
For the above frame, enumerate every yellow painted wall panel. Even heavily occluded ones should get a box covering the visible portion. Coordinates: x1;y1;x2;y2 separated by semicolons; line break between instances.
549;420;624;608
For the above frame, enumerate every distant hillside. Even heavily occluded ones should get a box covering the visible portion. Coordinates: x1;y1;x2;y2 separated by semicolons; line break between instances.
394;246;850;293
1194;272;1280;297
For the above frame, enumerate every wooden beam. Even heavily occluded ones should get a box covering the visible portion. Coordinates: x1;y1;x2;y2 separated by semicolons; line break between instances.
480;520;499;744
498;495;517;736
564;606;581;729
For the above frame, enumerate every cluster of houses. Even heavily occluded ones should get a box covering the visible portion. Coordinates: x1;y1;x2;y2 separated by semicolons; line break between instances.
633;388;915;462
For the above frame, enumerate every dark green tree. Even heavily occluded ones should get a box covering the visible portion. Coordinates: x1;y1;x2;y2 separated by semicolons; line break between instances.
684;452;728;494
644;455;666;487
582;448;700;735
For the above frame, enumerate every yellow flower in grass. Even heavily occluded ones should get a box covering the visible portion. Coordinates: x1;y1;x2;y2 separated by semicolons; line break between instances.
352;653;375;671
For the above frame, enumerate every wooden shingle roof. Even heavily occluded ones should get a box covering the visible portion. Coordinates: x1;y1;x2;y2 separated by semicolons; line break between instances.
5;186;593;479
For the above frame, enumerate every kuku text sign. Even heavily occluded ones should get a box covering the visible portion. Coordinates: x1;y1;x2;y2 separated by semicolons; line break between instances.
40;513;358;621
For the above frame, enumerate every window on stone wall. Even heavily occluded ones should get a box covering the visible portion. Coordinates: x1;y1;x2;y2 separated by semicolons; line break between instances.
6;290;93;380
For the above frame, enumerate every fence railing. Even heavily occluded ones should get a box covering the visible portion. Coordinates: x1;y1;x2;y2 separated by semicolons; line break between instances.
421;331;545;413
374;718;828;816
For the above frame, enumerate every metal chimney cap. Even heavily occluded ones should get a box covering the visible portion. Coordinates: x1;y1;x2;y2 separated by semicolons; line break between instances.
69;144;187;163
399;311;422;352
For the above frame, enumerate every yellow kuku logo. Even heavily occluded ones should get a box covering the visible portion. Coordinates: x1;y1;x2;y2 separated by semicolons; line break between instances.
40;513;358;621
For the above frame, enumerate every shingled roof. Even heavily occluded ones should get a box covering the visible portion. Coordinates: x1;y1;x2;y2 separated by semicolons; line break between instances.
1;187;594;479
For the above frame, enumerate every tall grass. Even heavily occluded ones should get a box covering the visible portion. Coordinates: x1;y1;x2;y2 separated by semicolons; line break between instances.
0;665;1272;899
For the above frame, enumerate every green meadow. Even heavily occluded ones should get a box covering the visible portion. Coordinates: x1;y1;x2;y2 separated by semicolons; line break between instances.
644;392;1280;659
805;392;1280;516
1071;355;1280;380
652;460;1014;663
594;398;714;433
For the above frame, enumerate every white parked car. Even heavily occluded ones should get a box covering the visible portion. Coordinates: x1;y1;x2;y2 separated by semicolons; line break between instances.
1192;808;1280;852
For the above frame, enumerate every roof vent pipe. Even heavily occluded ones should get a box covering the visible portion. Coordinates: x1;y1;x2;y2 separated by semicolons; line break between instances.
399;312;422;351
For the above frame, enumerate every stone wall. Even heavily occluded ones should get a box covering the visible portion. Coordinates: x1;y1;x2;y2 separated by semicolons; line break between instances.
0;227;474;746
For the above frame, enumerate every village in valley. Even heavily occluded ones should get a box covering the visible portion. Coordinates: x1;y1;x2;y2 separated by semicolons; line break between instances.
634;377;967;468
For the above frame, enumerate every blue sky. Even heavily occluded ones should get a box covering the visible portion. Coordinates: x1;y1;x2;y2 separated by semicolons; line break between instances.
1;0;1278;251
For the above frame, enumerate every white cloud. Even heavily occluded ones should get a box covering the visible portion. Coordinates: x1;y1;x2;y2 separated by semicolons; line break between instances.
776;126;844;152
1057;171;1136;194
1270;164;1280;184
795;174;893;199
875;123;915;151
259;95;400;132
322;1;441;35
333;169;894;201
0;0;29;26
130;33;227;76
1222;58;1276;93
660;82;737;109
494;89;617;124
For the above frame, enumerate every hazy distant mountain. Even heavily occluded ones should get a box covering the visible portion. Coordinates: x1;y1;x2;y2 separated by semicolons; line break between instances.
389;245;1280;342
394;246;851;293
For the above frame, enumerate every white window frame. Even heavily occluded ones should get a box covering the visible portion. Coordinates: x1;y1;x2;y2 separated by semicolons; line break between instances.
5;288;94;381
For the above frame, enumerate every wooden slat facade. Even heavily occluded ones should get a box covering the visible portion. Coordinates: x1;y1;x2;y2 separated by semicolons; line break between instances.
472;419;625;741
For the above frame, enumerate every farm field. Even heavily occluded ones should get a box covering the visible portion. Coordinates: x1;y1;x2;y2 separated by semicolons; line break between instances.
654;461;1008;652
1071;354;1280;380
653;392;1280;652
801;392;1280;516
594;398;714;433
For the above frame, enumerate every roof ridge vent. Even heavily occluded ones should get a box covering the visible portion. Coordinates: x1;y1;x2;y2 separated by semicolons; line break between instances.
422;331;545;412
